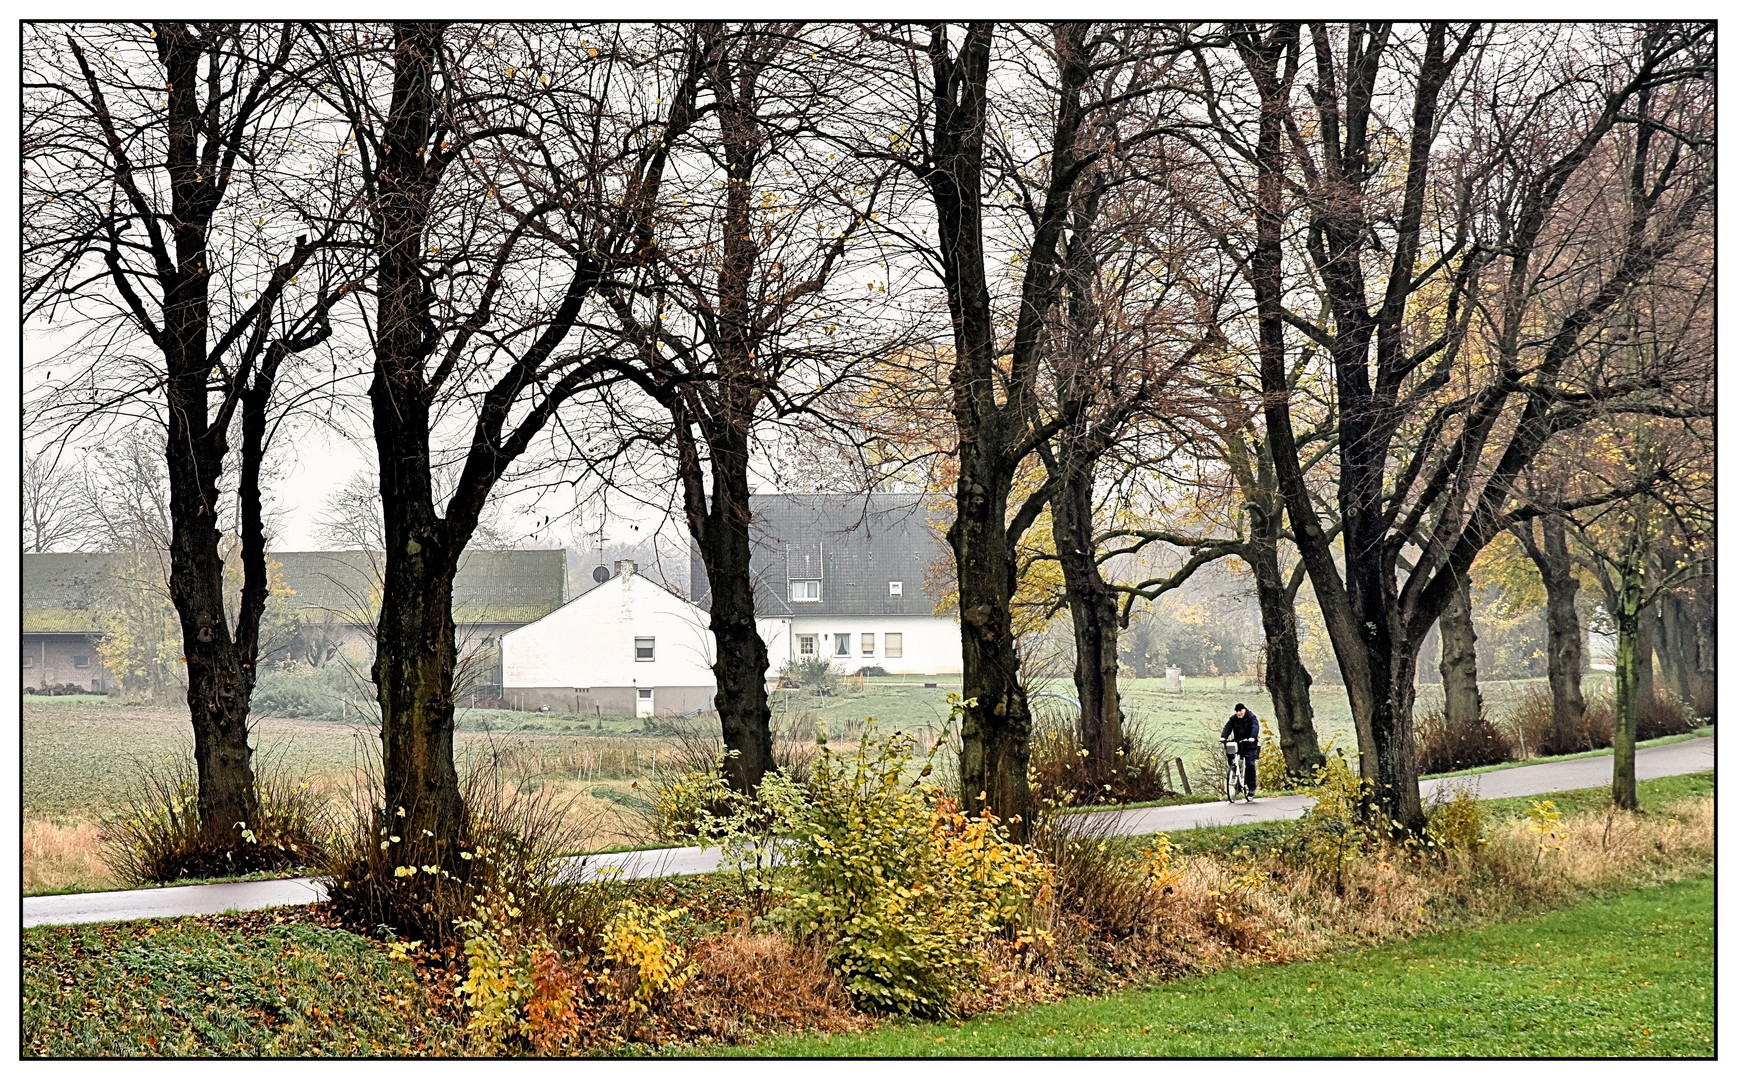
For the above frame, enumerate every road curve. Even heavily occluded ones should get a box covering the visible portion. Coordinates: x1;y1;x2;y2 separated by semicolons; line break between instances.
23;735;1712;928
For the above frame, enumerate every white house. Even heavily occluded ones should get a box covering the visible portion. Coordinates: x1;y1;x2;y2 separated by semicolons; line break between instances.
500;495;963;716
499;560;718;716
692;493;964;677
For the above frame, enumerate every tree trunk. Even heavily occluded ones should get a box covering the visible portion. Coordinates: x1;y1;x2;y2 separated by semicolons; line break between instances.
949;442;1035;836
1437;570;1483;727
1612;604;1641;812
684;428;773;794
1534;518;1587;751
370;22;467;864
1049;461;1121;780
1654;589;1695;708
1244;476;1322;777
1633;601;1657;709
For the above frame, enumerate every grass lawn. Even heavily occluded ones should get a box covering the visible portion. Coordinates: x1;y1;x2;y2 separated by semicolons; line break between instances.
1161;770;1714;857
717;874;1714;1058
21;912;460;1056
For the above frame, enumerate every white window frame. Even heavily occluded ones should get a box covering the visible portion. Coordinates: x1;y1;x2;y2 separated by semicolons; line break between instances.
861;633;875;657
885;632;903;659
790;579;821;602
888;580;903;596
798;634;816;656
634;637;655;662
833;633;851;657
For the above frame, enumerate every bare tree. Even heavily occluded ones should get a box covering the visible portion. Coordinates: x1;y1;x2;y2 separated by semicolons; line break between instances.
310;21;699;867
582;22;899;793
25;22;346;857
1184;22;1713;830
21;452;90;553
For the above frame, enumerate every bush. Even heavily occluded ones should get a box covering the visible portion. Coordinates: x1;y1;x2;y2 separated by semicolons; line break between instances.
1283;753;1382;894
1503;685;1691;758
1424;785;1488;855
99;745;330;884
1637;692;1698;740
1028;709;1179;806
1504;686;1612;757
771;726;1051;1017
855;665;890;677
315;746;612;952
251;665;371;723
639;716;818;843
779;656;842;696
1414;708;1515;774
456;888;584;1055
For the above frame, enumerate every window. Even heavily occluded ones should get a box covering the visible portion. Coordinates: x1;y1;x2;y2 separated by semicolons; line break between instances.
834;633;851;657
22;652;33;668
798;634;816;656
634;637;655;662
637;688;653;700
790;579;820;602
885;633;903;659
73;655;90;669
888;581;903;596
861;633;875;657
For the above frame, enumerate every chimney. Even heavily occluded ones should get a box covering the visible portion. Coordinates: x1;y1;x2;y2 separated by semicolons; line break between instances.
614;559;638;579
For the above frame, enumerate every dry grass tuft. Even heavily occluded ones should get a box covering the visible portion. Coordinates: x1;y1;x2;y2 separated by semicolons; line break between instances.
664;934;865;1044
24;818;115;894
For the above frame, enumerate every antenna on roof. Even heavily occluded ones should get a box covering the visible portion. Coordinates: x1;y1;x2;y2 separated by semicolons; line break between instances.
592;565;611;584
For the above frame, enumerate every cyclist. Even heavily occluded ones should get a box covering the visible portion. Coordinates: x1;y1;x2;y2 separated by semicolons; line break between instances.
1220;703;1260;800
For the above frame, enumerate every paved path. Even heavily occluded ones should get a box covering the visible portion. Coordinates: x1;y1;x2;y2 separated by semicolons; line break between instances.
23;736;1712;928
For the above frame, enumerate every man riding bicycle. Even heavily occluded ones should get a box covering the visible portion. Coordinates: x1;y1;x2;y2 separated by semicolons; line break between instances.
1221;703;1260;801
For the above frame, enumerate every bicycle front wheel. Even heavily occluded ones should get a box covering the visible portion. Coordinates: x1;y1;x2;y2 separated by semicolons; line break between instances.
1225;759;1239;802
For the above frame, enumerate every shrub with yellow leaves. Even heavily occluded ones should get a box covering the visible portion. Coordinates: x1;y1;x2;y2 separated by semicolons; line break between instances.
772;720;1051;1018
456;887;579;1055
600;899;696;1012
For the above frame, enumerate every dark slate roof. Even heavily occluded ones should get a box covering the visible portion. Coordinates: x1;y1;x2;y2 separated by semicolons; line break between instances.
21;549;567;633
689;493;953;617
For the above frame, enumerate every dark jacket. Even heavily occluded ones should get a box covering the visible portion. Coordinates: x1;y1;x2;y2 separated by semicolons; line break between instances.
1221;711;1260;758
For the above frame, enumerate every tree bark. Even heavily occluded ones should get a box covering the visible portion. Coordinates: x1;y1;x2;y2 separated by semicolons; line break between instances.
1530;518;1588;750
681;424;773;793
1437;570;1483;727
1050;460;1122;778
1247;521;1322;777
1612;603;1641;811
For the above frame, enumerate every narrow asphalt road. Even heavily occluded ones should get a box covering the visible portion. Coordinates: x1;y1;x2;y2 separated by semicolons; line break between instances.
23;735;1712;928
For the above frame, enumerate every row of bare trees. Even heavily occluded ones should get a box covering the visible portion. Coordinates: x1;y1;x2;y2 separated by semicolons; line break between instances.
24;21;1713;879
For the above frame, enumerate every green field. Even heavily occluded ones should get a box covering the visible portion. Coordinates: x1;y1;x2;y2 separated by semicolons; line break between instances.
717;874;1715;1058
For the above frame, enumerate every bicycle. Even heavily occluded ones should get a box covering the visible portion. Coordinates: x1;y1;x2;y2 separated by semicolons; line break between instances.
1223;739;1252;803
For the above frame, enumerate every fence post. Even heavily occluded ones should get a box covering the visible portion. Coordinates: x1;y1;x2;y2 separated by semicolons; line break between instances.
1174;757;1191;795
1161;759;1174;793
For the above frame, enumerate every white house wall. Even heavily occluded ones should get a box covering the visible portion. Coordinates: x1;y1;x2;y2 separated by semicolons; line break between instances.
775;614;962;676
500;573;717;714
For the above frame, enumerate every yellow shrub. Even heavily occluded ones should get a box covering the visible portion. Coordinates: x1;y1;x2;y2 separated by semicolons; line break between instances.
1425;786;1488;854
600;900;695;1012
774;721;1052;1018
456;890;578;1054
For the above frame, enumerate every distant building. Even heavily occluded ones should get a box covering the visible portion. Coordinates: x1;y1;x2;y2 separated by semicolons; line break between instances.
490;493;964;716
19;549;568;694
499;560;717;716
691;492;963;676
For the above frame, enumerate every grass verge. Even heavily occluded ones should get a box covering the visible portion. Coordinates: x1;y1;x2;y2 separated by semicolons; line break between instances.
716;874;1714;1057
22;908;461;1056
